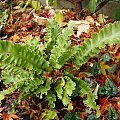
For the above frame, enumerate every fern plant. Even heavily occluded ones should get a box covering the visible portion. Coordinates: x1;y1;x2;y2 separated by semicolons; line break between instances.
0;19;120;119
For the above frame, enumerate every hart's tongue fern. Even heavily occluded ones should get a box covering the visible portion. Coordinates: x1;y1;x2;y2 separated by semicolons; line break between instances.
0;19;120;119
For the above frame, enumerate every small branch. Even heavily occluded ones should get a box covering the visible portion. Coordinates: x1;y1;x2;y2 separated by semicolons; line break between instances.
94;0;109;13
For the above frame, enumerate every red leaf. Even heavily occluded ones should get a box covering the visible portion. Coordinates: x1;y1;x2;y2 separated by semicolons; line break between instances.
0;113;20;120
99;97;111;114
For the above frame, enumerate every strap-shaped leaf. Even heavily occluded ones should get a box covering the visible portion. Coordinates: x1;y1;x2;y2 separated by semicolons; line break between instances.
74;21;120;66
0;85;17;102
45;18;61;50
79;79;100;118
0;40;48;72
69;75;100;118
1;65;33;85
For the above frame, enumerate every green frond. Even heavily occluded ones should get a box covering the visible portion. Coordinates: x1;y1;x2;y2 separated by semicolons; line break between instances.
34;77;52;98
54;79;64;99
64;76;76;96
20;77;44;94
54;76;76;110
73;21;120;66
1;65;33;85
46;90;56;109
45;18;61;50
0;85;17;102
62;92;73;110
49;23;74;69
0;40;48;72
58;46;78;65
79;79;100;118
72;76;100;118
13;77;46;104
0;19;120;119
62;76;76;110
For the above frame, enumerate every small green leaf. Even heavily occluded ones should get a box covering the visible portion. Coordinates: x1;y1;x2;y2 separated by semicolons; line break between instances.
100;53;112;62
64;112;81;120
98;78;118;96
89;0;97;13
55;10;64;25
108;106;118;120
31;0;41;11
107;64;117;74
87;114;97;120
115;6;120;21
87;62;101;75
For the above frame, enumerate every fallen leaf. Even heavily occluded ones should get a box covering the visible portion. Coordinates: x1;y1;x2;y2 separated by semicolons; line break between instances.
99;97;110;114
0;107;5;112
109;43;120;55
55;10;64;26
77;21;90;38
85;16;94;25
33;13;48;26
0;113;20;120
108;70;120;87
9;114;20;119
10;34;20;42
100;62;111;76
109;44;120;60
49;9;55;17
97;14;108;24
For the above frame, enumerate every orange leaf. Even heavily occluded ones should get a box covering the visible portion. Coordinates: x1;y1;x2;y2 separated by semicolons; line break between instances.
100;62;111;76
99;97;111;114
109;43;120;55
1;113;12;120
10;34;20;42
108;70;120;86
10;114;19;119
0;113;20;120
